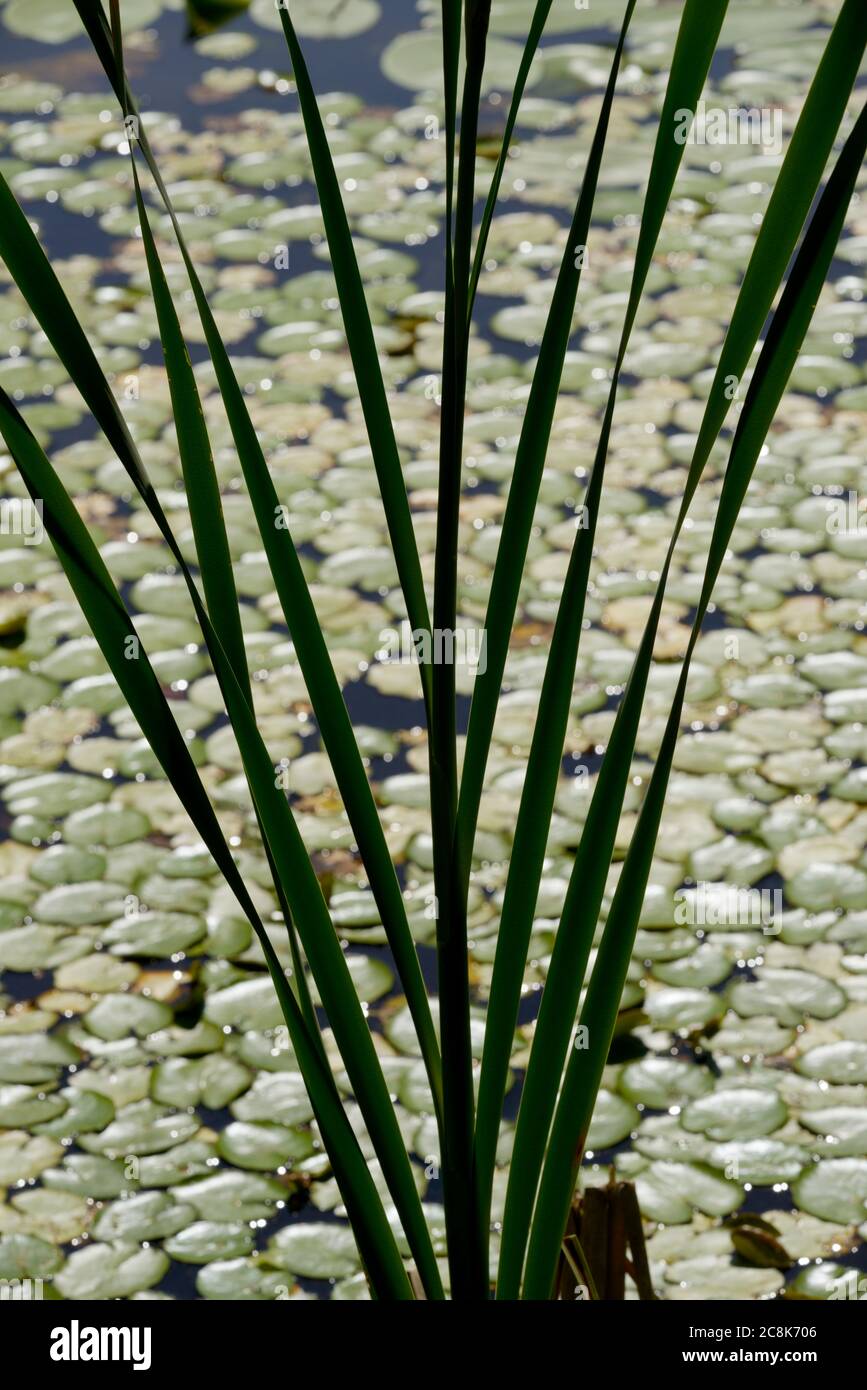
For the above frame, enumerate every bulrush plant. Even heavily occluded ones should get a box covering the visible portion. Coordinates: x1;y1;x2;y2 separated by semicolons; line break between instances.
0;0;865;1300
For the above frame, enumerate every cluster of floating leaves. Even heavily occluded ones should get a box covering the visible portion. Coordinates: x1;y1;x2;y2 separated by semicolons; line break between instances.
0;0;866;1299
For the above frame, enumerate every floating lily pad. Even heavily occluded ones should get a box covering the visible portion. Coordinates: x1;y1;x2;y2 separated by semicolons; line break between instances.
707;1138;809;1185
729;968;847;1026
216;1120;315;1171
77;1100;201;1157
800;1107;867;1158
196;1257;289;1300
792;1159;867;1224
0;1033;80;1085
586;1089;639;1149
93;1191;197;1244
163;1220;255;1264
169;1170;286;1222
681;1088;788;1142
618;1057;716;1109
663;1254;784;1301
0;1232;63;1280
634;1161;742;1224
263;1221;361;1279
54;1239;169;1300
796;1042;867;1085
33;1087;115;1140
251;0;380;38
229;1070;313;1126
151;1055;252;1110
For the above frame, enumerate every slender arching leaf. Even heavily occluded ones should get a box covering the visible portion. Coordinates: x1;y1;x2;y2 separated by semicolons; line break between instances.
455;0;635;899
441;0;462;285
6;0;440;1130
470;0;637;1256
0;391;414;1303
466;0;554;320
494;0;733;1299
523;101;867;1301
123;134;324;1049
184;607;446;1301
105;0;444;1125
75;0;433;697
0;133;322;1057
276;5;432;690
123;1;324;1064
432;0;495;1302
0;169;149;501
129;161;248;692
118;83;442;1298
1;129;317;1045
497;0;867;1300
7;12;443;1293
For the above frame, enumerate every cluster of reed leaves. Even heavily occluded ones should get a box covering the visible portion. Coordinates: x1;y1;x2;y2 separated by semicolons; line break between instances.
0;0;865;1299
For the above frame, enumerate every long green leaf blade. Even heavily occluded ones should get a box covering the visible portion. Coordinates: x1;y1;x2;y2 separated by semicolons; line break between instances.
455;0;637;897
81;0;444;1119
277;5;433;690
79;0;433;690
0;391;414;1302
3;77;443;1302
471;0;637;1251
495;0;732;1299
107;253;443;1290
432;0;491;1301
499;0;867;1299
466;0;553;319
523;100;867;1300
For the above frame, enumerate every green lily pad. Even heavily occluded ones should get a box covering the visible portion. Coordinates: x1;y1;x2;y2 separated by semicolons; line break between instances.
102;910;206;957
0;1133;64;1187
0;1188;89;1244
216;1120;315;1171
169;1170;286;1222
618;1057;715;1109
64;804;152;848
707;1138;809;1185
792;1159;867;1224
33;1087;115;1139
643;987;725;1032
681;1088;788;1141
30;844;107;887
263;1221;361;1279
151;1055;252;1110
586;1090;640;1149
84;995;174;1042
42;1153;136;1200
54;1239;169;1300
230;1070;313;1126
729;968;847;1025
800;1107;867;1158
634;1161;742;1224
205;976;284;1030
251;0;380;38
77;1100;201;1157
0;1232;63;1280
663;1254;784;1301
0;1033;80;1085
196;1257;289;1300
796;1042;867;1085
786;1263;865;1300
163;1220;255;1264
93;1192;197;1243
0;1084;68;1128
33;882;128;926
